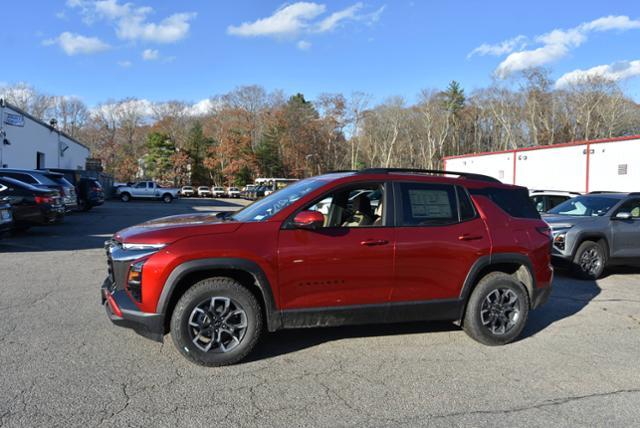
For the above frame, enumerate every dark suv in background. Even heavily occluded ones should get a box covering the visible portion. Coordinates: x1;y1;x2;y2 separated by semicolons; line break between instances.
102;169;553;366
0;169;77;212
544;192;640;279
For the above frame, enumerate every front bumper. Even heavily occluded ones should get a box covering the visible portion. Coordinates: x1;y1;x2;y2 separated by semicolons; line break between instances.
101;278;164;342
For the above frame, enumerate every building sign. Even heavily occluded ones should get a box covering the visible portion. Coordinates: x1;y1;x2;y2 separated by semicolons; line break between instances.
4;112;25;127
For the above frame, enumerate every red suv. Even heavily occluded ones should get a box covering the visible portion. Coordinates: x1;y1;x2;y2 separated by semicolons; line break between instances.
102;169;553;366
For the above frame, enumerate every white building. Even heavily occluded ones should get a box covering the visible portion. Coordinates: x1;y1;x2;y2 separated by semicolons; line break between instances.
443;136;640;193
0;99;90;170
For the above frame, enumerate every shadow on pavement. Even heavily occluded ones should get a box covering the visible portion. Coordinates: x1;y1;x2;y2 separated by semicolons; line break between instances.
522;272;601;339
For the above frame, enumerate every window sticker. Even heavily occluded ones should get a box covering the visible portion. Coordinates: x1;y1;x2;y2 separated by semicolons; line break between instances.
408;190;452;218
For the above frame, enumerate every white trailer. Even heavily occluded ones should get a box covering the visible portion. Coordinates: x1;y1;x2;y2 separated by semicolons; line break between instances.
443;136;640;193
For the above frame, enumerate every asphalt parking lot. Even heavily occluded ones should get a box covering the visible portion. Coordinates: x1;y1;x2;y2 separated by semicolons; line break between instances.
1;199;639;427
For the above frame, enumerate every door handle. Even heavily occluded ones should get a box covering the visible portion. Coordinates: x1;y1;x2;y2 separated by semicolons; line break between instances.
360;239;389;246
458;234;483;241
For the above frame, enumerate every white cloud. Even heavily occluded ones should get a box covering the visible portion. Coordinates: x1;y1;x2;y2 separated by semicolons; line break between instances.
43;32;110;56
142;49;159;60
68;0;196;44
316;2;362;32
228;2;326;37
297;40;312;50
227;1;384;45
188;99;216;116
467;35;527;58
470;15;640;78
556;60;640;88
117;60;132;68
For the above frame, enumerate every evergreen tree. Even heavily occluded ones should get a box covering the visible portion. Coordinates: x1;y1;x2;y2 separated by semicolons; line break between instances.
144;132;175;180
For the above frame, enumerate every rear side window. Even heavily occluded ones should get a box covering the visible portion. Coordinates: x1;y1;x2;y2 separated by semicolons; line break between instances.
470;187;540;219
398;183;458;226
1;172;37;184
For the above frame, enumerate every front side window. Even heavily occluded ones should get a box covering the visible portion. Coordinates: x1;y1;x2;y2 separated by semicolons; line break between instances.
616;199;640;219
399;183;458;226
302;183;385;228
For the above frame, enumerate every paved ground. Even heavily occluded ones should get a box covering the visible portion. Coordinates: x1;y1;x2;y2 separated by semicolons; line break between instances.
1;199;639;427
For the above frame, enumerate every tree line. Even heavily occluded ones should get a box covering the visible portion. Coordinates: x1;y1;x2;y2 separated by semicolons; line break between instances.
2;68;640;186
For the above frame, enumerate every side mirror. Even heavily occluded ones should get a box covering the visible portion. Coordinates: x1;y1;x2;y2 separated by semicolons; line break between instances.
292;210;325;230
614;212;632;220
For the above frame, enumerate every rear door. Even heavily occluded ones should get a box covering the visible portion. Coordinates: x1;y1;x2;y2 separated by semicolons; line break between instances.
392;182;490;302
611;198;640;258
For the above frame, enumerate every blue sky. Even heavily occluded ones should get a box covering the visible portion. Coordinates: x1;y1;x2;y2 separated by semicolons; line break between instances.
2;1;640;107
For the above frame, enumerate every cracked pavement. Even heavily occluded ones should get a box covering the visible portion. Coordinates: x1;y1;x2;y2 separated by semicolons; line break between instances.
1;200;639;427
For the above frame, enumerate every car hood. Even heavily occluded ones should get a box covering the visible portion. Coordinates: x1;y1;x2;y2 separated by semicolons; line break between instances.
542;214;605;229
114;212;241;245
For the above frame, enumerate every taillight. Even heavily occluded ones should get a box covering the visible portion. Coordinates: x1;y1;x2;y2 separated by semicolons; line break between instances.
35;196;54;204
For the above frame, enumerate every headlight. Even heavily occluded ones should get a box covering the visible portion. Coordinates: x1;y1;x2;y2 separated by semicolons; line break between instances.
127;260;145;302
553;233;566;250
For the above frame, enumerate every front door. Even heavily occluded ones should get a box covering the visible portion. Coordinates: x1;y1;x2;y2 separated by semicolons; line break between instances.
611;198;640;258
278;182;395;310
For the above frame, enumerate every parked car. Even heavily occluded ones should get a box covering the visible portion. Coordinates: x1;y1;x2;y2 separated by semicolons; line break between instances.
241;185;256;198
197;186;212;198
101;168;552;366
181;186;195;197
227;187;241;198
77;178;105;211
116;181;180;203
0;195;13;235
211;186;226;198
0;168;77;211
544;191;640;279
43;168;102;211
530;190;580;213
0;176;65;229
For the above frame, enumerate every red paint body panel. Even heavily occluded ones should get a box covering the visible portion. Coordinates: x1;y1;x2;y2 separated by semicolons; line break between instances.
392;217;490;301
278;227;395;308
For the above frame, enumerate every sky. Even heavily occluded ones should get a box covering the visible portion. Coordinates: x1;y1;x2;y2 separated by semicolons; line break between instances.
2;1;640;108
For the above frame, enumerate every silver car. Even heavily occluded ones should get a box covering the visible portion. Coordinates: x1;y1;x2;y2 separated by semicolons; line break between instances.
544;192;640;278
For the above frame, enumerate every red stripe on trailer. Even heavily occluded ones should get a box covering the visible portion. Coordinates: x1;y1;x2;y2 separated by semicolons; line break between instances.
585;142;591;193
512;150;517;185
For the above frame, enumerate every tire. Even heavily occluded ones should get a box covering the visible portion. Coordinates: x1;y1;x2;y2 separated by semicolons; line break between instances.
463;272;529;346
572;240;606;279
162;193;173;203
170;277;263;366
120;193;131;202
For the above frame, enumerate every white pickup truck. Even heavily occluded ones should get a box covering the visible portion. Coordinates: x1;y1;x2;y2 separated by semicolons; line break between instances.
116;181;180;203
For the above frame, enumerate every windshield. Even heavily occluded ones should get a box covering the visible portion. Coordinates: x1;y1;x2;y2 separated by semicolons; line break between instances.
547;195;619;217
232;178;326;222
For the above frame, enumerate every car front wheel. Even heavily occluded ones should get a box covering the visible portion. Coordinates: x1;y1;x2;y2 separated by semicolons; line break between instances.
162;194;173;203
170;277;263;366
463;272;529;346
572;240;606;279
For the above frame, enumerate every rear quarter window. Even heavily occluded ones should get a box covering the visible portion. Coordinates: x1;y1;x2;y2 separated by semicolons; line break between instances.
470;187;540;219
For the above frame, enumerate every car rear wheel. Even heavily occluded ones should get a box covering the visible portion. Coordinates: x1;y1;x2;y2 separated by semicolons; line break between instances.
572;240;606;279
162;193;173;203
170;277;263;366
120;193;131;202
463;272;529;346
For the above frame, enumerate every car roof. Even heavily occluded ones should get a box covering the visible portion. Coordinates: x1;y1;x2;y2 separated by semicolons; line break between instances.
0;175;49;192
584;192;629;199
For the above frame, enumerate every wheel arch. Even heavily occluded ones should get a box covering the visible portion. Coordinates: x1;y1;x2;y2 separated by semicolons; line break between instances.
572;233;610;260
460;253;536;313
157;258;280;333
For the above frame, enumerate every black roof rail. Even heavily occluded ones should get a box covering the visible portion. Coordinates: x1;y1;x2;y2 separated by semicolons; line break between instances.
356;168;502;183
587;191;625;194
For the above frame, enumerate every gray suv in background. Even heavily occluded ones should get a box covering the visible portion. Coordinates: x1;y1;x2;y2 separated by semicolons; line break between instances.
544;192;640;279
